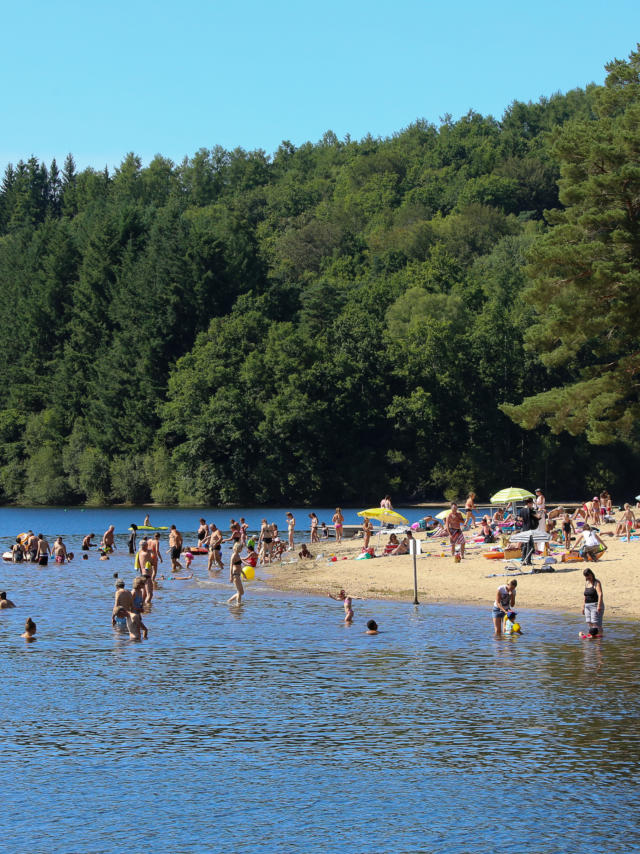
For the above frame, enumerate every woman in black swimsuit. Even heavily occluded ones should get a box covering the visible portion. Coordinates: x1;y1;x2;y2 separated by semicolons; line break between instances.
197;518;209;544
228;543;245;605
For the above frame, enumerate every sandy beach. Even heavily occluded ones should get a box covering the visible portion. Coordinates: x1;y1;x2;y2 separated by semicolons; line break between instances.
265;517;639;620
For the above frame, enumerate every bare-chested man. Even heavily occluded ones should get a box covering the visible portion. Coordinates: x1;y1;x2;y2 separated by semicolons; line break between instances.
82;533;95;550
169;525;183;572
445;503;466;559
102;525;116;552
207;524;224;571
114;578;134;613
52;536;68;564
36;534;51;566
136;539;152;574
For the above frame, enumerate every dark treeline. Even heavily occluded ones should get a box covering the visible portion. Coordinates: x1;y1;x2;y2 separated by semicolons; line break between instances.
1;62;639;505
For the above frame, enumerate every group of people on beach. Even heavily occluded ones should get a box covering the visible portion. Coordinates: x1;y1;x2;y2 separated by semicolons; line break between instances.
3;488;623;641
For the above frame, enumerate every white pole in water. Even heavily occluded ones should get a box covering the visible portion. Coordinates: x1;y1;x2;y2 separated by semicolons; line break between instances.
409;538;419;604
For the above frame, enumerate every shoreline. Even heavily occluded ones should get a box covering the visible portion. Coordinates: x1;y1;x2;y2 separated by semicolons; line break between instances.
263;518;640;620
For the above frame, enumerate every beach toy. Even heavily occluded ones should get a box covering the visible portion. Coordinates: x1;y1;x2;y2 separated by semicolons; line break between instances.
330;556;337;562
241;565;255;580
512;623;521;632
2;551;12;561
484;551;505;560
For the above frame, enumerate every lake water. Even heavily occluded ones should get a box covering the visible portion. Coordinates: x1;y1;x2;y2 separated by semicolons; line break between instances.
1;509;639;852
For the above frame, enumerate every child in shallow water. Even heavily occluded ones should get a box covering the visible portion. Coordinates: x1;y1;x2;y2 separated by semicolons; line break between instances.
366;619;379;635
327;589;360;623
503;611;522;635
579;627;600;639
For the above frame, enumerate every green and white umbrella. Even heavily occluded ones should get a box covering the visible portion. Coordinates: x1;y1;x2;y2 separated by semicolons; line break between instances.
490;487;535;504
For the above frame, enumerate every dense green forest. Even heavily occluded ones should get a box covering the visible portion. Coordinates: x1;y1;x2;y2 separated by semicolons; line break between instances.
2;47;640;506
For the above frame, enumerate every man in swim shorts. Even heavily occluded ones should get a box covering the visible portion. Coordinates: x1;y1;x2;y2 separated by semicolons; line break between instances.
36;533;51;566
82;533;95;550
207;524;224;571
102;525;116;552
169;525;183;572
445;503;466;559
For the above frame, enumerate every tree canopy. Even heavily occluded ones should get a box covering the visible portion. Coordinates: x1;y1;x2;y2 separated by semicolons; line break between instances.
1;51;639;506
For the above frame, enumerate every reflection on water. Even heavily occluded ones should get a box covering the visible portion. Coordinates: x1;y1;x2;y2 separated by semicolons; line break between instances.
1;520;639;852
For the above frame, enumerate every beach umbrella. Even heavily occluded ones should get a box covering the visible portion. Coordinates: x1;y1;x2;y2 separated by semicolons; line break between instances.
490;487;535;504
508;530;550;543
357;508;409;526
435;509;452;520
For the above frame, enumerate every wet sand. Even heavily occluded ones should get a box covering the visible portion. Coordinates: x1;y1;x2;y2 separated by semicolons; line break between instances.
265;518;638;619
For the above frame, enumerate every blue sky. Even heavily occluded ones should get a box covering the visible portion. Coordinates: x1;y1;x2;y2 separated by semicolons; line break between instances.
2;0;639;173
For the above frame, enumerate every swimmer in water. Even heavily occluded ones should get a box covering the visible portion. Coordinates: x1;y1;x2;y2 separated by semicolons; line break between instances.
0;591;16;609
327;588;361;623
365;619;379;635
143;514;151;527
22;617;37;640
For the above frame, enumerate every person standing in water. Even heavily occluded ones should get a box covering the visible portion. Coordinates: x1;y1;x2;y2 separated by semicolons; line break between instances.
582;567;604;635
492;580;517;636
327;589;361;623
309;513;319;543
228;543;245;605
127;525;137;555
197;518;209;547
53;537;68;564
147;533;163;580
82;533;96;551
168;525;183;572
36;534;51;566
143;514;151;527
135;539;151;573
207;524;224;572
102;525;116;553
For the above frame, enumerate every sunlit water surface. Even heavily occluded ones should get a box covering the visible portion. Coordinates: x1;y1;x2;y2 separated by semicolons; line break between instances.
1;510;639;852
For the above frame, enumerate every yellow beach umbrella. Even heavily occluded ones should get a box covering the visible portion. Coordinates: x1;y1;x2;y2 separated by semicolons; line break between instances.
435;509;453;520
357;507;409;526
490;487;535;504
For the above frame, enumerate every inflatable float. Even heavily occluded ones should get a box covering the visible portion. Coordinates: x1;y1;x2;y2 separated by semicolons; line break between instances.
483;551;505;560
2;551;13;561
188;547;208;555
129;526;169;531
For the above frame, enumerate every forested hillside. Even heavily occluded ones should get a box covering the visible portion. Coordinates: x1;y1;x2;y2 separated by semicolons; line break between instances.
1;51;639;506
